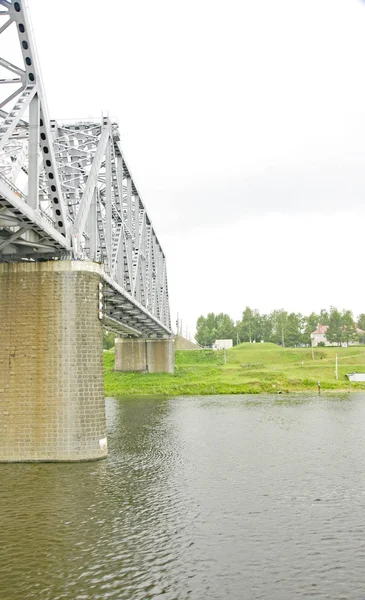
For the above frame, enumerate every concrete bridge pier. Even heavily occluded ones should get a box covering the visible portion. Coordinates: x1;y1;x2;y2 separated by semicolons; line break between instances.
114;338;174;373
0;260;107;462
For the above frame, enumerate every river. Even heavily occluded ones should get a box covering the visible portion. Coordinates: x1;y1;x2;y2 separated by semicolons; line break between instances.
1;394;365;599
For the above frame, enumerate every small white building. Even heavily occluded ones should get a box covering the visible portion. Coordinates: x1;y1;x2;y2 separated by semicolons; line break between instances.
346;373;365;382
213;339;233;350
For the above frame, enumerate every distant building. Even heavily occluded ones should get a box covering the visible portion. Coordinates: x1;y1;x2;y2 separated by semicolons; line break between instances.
346;372;365;382
311;325;365;347
310;325;330;346
213;339;233;350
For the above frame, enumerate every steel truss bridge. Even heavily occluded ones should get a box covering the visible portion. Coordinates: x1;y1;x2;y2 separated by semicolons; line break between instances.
0;0;172;338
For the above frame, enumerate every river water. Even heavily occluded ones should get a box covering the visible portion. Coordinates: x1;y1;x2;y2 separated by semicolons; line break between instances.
1;394;365;600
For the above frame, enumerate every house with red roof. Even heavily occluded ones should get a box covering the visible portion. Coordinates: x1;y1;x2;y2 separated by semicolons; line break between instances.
311;325;365;347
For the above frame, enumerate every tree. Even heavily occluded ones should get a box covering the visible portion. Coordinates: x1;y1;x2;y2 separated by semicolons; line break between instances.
215;313;236;341
270;309;288;346
260;315;273;342
195;313;235;347
237;307;261;342
258;313;273;343
103;331;115;349
285;313;304;347
318;309;330;325
357;313;365;331
195;313;217;347
326;307;343;346
303;312;319;345
341;310;357;345
194;306;362;348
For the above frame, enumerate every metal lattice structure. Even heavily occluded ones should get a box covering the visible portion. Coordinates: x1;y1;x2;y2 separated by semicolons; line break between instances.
0;0;171;337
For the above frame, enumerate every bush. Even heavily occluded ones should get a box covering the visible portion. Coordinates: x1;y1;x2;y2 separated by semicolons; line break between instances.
103;331;115;350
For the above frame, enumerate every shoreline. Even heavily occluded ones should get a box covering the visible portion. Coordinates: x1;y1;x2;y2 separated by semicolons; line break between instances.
104;344;365;398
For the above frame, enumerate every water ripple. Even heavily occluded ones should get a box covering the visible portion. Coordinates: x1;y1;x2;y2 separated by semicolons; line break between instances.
1;394;365;599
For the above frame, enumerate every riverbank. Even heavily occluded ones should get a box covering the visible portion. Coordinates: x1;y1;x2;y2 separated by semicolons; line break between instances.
104;342;365;396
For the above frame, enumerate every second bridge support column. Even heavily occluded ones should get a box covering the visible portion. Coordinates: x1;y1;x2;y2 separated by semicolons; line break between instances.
114;338;174;374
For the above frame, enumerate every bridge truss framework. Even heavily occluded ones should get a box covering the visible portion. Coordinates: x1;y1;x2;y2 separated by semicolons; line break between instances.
0;0;172;338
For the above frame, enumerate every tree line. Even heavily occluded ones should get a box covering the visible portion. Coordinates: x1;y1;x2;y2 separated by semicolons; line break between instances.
195;307;365;347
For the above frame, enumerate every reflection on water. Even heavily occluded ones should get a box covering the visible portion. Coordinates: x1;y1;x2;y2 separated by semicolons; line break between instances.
1;394;365;599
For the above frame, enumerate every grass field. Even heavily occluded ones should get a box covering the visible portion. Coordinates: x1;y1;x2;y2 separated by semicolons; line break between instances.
104;342;365;397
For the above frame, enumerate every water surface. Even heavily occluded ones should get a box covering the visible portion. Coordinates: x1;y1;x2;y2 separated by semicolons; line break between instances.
1;394;365;599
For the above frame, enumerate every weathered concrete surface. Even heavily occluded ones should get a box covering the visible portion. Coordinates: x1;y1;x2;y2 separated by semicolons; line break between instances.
175;334;200;350
114;338;174;373
146;339;174;373
0;260;107;462
114;338;147;372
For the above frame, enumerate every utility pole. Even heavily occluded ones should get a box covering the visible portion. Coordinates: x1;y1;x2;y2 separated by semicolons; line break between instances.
335;353;338;380
282;326;285;347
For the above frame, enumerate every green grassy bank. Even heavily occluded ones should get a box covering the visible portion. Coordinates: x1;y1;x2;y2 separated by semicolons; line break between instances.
104;342;365;397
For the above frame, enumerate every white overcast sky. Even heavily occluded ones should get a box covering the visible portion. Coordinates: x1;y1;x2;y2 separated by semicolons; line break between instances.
28;0;365;338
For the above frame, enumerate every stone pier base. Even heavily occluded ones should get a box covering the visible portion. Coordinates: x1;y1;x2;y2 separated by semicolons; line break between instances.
0;261;107;462
114;339;147;372
115;338;174;373
146;339;175;373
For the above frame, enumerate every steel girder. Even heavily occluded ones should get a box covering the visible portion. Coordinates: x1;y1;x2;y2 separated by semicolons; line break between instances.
0;0;171;336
